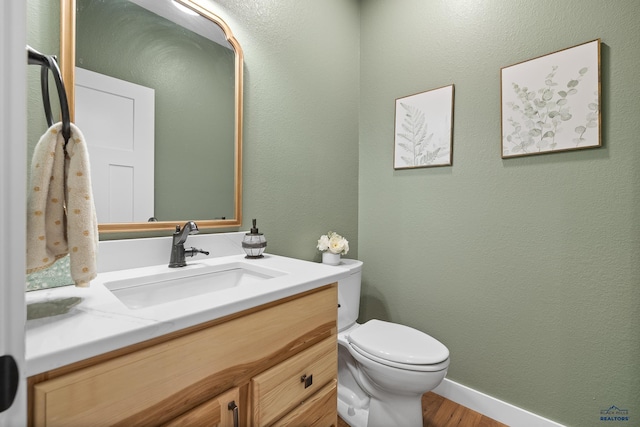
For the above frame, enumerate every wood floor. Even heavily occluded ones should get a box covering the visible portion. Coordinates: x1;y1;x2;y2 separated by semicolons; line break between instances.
337;392;508;427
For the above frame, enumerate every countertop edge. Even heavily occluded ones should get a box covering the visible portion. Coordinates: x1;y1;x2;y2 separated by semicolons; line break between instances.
26;254;349;376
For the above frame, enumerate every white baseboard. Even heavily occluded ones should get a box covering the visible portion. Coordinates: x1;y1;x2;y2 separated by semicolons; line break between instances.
432;379;565;427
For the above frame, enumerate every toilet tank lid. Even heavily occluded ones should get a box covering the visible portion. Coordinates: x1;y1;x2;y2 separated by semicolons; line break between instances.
338;258;362;273
347;319;449;365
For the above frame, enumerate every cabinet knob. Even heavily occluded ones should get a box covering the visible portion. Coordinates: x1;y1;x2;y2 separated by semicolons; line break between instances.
300;374;313;388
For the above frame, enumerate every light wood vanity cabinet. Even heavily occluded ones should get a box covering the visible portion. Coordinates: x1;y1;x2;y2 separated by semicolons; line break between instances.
28;285;338;427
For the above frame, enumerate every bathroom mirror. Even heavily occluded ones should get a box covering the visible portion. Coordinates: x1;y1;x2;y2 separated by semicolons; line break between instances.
61;0;243;233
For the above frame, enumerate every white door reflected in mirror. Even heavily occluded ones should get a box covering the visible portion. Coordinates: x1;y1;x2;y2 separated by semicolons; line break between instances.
75;67;155;223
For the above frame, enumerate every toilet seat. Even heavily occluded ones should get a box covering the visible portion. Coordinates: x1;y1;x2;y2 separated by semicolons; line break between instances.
347;320;449;372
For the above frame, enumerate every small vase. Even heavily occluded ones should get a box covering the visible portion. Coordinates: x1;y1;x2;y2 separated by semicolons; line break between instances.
322;252;341;266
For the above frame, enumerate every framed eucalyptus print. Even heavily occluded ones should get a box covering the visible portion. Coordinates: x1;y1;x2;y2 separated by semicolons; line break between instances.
394;84;454;169
501;39;601;158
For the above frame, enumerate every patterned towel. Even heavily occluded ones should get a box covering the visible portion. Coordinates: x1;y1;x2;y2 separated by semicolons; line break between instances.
27;122;98;287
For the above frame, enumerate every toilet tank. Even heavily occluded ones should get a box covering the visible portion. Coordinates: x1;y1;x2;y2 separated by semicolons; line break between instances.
337;259;363;332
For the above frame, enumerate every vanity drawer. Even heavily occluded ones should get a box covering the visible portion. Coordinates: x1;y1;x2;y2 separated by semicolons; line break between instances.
162;387;239;427
251;336;336;427
271;380;337;427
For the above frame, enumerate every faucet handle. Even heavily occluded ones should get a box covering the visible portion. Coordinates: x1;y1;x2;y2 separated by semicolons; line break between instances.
185;247;210;258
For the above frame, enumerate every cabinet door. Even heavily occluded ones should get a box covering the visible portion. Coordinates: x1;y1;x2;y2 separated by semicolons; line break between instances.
251;337;336;426
163;387;240;427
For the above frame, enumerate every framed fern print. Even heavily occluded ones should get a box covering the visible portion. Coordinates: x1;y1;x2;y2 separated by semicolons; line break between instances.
394;84;454;169
501;39;601;158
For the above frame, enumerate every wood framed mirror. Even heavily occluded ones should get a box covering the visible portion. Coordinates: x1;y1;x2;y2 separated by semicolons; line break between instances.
61;0;243;233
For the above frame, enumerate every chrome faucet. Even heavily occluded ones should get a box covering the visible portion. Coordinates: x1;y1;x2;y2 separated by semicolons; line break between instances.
169;221;210;268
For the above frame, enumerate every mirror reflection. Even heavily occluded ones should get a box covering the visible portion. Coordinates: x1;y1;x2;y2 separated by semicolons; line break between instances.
63;0;243;232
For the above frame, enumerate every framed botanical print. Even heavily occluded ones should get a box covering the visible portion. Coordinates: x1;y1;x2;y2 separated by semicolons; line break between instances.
394;84;454;169
501;39;601;158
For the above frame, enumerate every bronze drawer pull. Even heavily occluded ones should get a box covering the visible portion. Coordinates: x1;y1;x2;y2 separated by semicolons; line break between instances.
300;374;313;388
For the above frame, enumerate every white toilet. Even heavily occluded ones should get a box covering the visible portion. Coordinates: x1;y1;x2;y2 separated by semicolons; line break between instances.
336;259;450;427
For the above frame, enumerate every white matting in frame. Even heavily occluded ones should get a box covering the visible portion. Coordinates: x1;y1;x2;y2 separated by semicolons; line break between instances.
394;84;454;169
501;39;601;158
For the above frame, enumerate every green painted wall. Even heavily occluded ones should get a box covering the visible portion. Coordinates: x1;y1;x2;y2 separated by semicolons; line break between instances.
26;0;60;165
205;0;361;261
25;1;640;425
358;1;639;426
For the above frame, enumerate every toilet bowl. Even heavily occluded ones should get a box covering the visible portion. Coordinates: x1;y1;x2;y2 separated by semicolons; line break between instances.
336;260;450;427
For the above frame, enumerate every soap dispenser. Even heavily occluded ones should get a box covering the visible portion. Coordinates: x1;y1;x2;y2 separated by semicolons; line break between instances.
242;219;267;259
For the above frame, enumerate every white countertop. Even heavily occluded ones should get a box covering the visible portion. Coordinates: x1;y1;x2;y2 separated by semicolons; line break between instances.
25;253;349;376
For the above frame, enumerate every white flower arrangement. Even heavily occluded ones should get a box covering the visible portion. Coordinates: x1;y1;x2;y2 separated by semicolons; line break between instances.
317;231;349;255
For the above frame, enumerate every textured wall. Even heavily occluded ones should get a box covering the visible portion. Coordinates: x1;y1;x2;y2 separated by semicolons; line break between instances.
203;0;361;260
26;0;60;164
358;1;640;425
26;1;640;424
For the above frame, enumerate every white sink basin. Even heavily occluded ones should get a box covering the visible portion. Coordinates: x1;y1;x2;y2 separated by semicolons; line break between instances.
104;262;286;309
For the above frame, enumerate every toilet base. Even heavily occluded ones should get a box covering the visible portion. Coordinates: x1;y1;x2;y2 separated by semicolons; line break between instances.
337;384;424;427
337;345;429;427
337;395;368;427
337;342;370;427
366;393;424;427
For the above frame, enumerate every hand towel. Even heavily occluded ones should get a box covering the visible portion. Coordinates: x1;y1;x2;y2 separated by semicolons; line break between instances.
27;122;98;287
